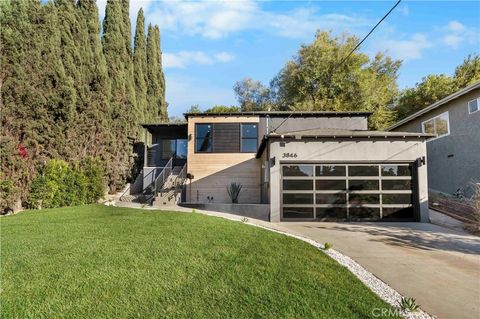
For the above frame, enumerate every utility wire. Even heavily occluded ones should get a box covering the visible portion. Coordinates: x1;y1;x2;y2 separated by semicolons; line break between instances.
271;0;402;134
338;0;402;66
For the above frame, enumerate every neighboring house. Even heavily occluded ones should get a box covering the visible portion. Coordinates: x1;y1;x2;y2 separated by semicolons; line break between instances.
136;111;432;222
388;81;480;196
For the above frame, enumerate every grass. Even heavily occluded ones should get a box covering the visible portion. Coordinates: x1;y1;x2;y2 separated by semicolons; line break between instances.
1;205;400;318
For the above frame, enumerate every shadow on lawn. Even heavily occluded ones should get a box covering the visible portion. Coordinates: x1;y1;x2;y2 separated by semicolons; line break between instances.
300;223;480;255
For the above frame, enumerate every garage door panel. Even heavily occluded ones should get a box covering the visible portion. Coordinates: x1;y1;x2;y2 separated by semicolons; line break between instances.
281;163;415;221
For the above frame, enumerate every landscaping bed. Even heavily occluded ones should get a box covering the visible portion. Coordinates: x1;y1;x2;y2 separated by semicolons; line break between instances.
1;205;399;318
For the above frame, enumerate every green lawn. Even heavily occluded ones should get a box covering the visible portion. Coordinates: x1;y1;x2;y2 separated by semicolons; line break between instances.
1;205;399;318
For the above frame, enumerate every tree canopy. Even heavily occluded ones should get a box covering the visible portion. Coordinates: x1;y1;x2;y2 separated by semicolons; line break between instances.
0;0;167;209
393;54;480;119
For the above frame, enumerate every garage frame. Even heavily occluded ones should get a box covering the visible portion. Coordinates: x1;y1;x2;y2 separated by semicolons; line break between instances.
280;162;416;221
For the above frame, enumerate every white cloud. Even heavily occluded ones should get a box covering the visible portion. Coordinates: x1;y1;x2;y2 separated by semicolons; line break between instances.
400;5;409;16
374;33;434;61
163;51;235;68
446;21;466;32
441;20;477;49
144;0;371;40
214;52;235;63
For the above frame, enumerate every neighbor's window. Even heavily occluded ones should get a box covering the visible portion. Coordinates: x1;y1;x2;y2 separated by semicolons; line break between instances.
422;111;449;139
241;123;258;152
195;124;212;152
468;98;479;114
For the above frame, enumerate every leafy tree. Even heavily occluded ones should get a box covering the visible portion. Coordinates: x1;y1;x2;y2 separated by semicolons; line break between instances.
394;54;479;120
185;105;202;114
394;75;455;119
205;105;241;113
235;32;401;129
453;54;480;88
234;78;272;111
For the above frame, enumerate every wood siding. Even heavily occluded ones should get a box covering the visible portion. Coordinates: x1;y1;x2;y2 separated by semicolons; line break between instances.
187;116;262;203
212;123;240;152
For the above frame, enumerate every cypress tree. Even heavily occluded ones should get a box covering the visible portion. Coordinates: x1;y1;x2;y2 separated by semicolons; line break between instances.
102;0;137;191
156;26;167;121
146;24;167;122
133;8;147;124
75;0;112;160
1;0;76;206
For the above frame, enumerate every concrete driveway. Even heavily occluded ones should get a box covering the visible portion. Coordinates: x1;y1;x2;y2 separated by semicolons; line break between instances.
264;220;480;319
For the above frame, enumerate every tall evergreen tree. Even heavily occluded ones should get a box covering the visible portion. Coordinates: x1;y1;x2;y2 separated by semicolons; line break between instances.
157;26;167;121
102;0;136;190
133;8;147;124
75;0;112;159
1;0;76;208
146;24;167;121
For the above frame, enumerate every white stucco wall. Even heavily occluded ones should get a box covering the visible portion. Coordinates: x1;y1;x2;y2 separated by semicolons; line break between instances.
268;138;429;222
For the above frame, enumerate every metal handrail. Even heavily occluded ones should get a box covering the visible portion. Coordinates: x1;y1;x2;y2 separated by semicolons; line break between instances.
173;163;187;202
154;157;173;197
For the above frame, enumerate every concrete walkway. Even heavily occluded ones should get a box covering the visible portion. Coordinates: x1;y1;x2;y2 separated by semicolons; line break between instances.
114;202;480;319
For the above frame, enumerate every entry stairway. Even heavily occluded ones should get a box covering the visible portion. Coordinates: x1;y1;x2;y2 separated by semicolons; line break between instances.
119;158;186;207
152;165;185;207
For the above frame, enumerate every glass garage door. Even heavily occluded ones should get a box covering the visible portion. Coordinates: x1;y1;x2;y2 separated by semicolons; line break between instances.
281;164;415;221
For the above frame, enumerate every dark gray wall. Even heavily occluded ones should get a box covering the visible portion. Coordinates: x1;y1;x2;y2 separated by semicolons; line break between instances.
393;88;480;195
258;116;369;138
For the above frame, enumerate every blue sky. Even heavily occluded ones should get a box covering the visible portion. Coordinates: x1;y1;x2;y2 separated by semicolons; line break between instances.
98;1;480;117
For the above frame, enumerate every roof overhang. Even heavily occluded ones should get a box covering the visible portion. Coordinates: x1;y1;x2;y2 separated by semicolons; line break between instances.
387;81;480;131
184;111;372;118
141;123;188;135
255;131;434;158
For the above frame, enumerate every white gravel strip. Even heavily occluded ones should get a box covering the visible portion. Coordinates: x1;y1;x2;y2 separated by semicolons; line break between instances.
192;209;434;319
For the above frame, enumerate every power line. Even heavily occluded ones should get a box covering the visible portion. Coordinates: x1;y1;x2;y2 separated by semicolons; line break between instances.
338;0;402;66
271;0;402;134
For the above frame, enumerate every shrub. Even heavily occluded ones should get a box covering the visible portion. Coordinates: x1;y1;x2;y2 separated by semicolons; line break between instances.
227;182;243;203
26;158;105;209
323;242;333;250
400;297;420;312
0;179;17;213
467;183;480;234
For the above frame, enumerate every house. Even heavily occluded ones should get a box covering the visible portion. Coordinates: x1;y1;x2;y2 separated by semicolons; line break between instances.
134;111;432;222
388;81;480;196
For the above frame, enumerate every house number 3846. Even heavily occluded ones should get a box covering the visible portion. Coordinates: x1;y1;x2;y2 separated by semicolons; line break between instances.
282;153;298;158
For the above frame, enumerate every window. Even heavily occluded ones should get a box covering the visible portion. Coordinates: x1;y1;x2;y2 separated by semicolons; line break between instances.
195;124;212;152
241;124;258;152
422;112;450;139
468;98;479;114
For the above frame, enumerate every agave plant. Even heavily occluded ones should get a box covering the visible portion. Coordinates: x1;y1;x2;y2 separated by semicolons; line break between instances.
227;182;243;203
400;297;420;312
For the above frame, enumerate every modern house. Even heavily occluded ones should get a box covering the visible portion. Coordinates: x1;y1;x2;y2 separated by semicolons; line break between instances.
388;81;480;196
132;111;432;222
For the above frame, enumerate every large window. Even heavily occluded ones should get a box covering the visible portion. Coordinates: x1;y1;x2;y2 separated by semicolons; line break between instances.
422;112;449;139
241;124;258;153
159;139;187;159
194;123;258;153
468;98;479;114
195;124;212;152
281;164;415;221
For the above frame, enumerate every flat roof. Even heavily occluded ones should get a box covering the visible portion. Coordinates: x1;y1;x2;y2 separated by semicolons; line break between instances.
141;122;187;129
184;111;372;118
255;128;434;158
387;80;480;130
